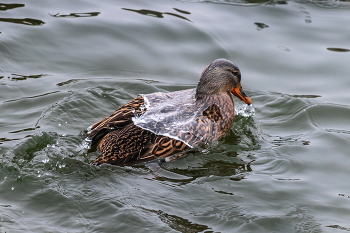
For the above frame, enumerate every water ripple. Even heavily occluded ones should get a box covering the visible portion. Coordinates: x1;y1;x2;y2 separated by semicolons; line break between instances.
122;8;192;22
50;12;101;18
0;3;25;11
0;17;45;26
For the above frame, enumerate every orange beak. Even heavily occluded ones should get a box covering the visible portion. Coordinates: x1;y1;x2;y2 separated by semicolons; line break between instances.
231;84;252;105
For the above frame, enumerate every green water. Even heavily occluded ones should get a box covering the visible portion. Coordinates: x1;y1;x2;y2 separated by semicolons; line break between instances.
1;0;350;232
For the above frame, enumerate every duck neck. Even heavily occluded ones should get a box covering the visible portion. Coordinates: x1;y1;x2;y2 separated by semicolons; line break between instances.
195;83;221;101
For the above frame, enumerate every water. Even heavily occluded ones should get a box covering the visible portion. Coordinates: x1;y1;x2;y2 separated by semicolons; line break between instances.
1;0;350;232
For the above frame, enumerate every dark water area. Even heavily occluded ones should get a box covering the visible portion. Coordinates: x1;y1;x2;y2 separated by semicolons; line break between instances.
1;0;350;232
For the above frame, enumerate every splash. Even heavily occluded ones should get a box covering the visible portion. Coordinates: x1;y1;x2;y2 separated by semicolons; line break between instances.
133;89;236;148
79;137;92;150
132;89;201;147
235;100;255;117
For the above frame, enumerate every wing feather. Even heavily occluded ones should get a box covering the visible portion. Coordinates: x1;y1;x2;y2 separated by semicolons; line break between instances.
87;96;145;143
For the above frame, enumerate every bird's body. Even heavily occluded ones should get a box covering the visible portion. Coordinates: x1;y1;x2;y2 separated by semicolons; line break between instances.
87;59;252;165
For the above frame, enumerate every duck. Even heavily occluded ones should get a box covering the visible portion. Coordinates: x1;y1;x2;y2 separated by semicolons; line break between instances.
86;58;252;166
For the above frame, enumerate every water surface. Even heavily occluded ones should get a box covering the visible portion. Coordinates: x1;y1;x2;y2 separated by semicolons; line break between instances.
1;0;350;232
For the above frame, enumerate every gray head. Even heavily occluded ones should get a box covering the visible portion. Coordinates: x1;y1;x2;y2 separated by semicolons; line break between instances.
195;58;252;105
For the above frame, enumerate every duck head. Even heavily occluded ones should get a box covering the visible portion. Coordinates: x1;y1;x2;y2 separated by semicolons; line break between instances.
195;58;252;105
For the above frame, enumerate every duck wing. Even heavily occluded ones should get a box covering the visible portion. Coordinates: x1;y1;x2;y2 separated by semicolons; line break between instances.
92;124;190;165
87;96;145;144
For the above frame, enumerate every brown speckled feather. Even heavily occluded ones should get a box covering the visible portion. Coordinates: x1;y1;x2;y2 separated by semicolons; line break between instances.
92;123;190;165
87;96;145;141
203;104;223;123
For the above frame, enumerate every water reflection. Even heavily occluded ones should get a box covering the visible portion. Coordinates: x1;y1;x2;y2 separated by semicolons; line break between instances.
121;8;191;22
277;45;290;52
8;74;50;81
165;160;250;179
0;137;22;144
255;22;269;30
185;0;350;7
309;0;350;8
50;12;101;18
0;17;45;26
142;155;251;185
56;79;84;87
180;0;270;6
139;207;211;232
0;3;24;11
265;0;288;5
173;8;191;14
326;225;350;231
295;5;312;23
3;91;60;103
289;94;322;98
9;126;40;134
327;47;350;52
271;135;310;146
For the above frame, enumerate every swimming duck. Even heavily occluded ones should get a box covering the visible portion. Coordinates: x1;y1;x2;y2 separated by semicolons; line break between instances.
86;58;252;165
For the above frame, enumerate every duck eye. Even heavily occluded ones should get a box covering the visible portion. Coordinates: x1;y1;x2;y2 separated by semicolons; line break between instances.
226;69;241;81
226;69;236;75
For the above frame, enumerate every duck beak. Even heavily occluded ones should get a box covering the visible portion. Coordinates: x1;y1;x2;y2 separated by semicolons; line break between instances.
231;84;252;105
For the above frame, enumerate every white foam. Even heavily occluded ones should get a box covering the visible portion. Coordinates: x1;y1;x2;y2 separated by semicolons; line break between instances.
235;101;255;117
133;89;222;147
